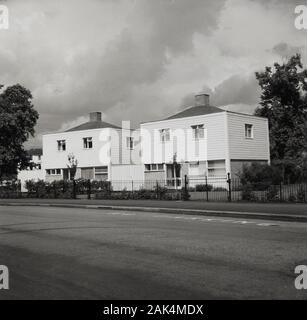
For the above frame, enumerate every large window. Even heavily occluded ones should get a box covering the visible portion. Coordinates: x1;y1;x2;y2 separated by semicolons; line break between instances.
83;137;93;149
191;124;204;139
145;164;164;171
126;137;134;150
94;166;108;181
245;124;253;139
81;167;94;180
160;129;170;142
57;140;66;151
46;169;61;175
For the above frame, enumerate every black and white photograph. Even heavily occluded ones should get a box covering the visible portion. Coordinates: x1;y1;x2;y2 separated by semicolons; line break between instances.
0;0;307;314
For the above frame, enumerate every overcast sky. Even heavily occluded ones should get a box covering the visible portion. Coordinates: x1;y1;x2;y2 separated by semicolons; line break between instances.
0;0;305;147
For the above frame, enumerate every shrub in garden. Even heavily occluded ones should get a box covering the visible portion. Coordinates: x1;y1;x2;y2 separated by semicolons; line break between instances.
154;184;168;200
181;187;190;201
288;194;296;202
239;163;282;189
297;186;307;202
242;184;257;201
25;179;47;198
134;188;153;199
0;179;21;198
213;187;227;191
266;186;279;201
195;184;213;192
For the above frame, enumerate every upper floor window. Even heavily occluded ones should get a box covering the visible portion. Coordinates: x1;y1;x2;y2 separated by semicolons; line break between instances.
83;137;93;149
57;140;66;151
192;124;204;139
245;124;253;139
126;137;134;150
160;129;170;143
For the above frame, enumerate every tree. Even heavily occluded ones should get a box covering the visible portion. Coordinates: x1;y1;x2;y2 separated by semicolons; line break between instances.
0;84;39;180
255;54;307;161
67;153;78;180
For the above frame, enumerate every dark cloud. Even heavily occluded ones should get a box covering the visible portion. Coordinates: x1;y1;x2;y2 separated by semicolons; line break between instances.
211;74;260;106
1;0;305;148
272;42;303;58
140;0;226;54
0;0;226;149
178;74;260;115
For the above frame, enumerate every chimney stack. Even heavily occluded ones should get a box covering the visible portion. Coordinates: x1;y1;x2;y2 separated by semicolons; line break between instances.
195;94;210;107
89;112;102;122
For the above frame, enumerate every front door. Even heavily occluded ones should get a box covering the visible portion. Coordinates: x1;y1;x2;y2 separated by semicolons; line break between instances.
63;169;69;180
166;163;181;188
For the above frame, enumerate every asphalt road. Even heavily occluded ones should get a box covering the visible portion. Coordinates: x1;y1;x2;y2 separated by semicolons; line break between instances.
0;205;307;300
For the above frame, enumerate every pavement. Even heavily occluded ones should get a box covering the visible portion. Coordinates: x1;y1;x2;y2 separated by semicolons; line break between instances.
1;198;307;222
0;205;306;299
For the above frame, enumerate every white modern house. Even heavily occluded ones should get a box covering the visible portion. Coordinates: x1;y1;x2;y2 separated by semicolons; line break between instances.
140;94;270;187
42;112;143;189
19;93;270;191
17;152;45;192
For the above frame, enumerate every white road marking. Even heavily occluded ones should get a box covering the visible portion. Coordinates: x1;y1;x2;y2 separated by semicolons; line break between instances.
100;210;279;227
257;223;277;227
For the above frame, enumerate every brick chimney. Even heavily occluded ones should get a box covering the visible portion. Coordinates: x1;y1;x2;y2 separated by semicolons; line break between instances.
195;94;210;107
89;112;102;122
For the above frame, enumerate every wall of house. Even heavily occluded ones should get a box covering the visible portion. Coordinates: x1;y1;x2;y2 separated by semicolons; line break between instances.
110;164;144;190
110;129;141;165
144;170;165;189
43;128;111;170
43;128;141;174
45;173;63;182
227;112;270;161
188;161;207;177
141;112;226;164
18;169;46;192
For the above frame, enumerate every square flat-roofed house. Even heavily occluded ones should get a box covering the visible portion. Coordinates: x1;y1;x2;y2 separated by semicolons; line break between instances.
140;94;270;188
43;112;142;187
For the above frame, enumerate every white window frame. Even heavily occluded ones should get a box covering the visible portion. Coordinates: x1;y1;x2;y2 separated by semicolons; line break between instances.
245;124;253;139
192;124;204;140
126;137;134;150
160;129;170;143
94;166;108;179
145;164;164;171
47;169;61;175
83;137;93;149
57;139;66;151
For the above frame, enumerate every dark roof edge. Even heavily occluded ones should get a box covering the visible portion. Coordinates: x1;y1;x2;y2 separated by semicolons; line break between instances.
140;108;226;125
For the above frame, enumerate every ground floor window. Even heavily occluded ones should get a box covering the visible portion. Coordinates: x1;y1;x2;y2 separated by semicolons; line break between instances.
207;160;226;177
145;164;164;171
81;167;94;180
188;161;207;177
46;169;61;175
94;166;108;181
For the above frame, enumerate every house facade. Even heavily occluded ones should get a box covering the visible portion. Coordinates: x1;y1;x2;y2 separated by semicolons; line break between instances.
42;112;143;189
19;94;270;191
17;150;45;192
140;94;270;187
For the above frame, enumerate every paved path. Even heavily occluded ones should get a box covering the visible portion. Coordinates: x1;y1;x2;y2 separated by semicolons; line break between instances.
0;205;307;299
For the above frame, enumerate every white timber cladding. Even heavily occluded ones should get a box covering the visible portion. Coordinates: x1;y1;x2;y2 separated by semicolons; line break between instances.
226;112;270;161
110;164;144;190
140;112;226;164
42;128;141;171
